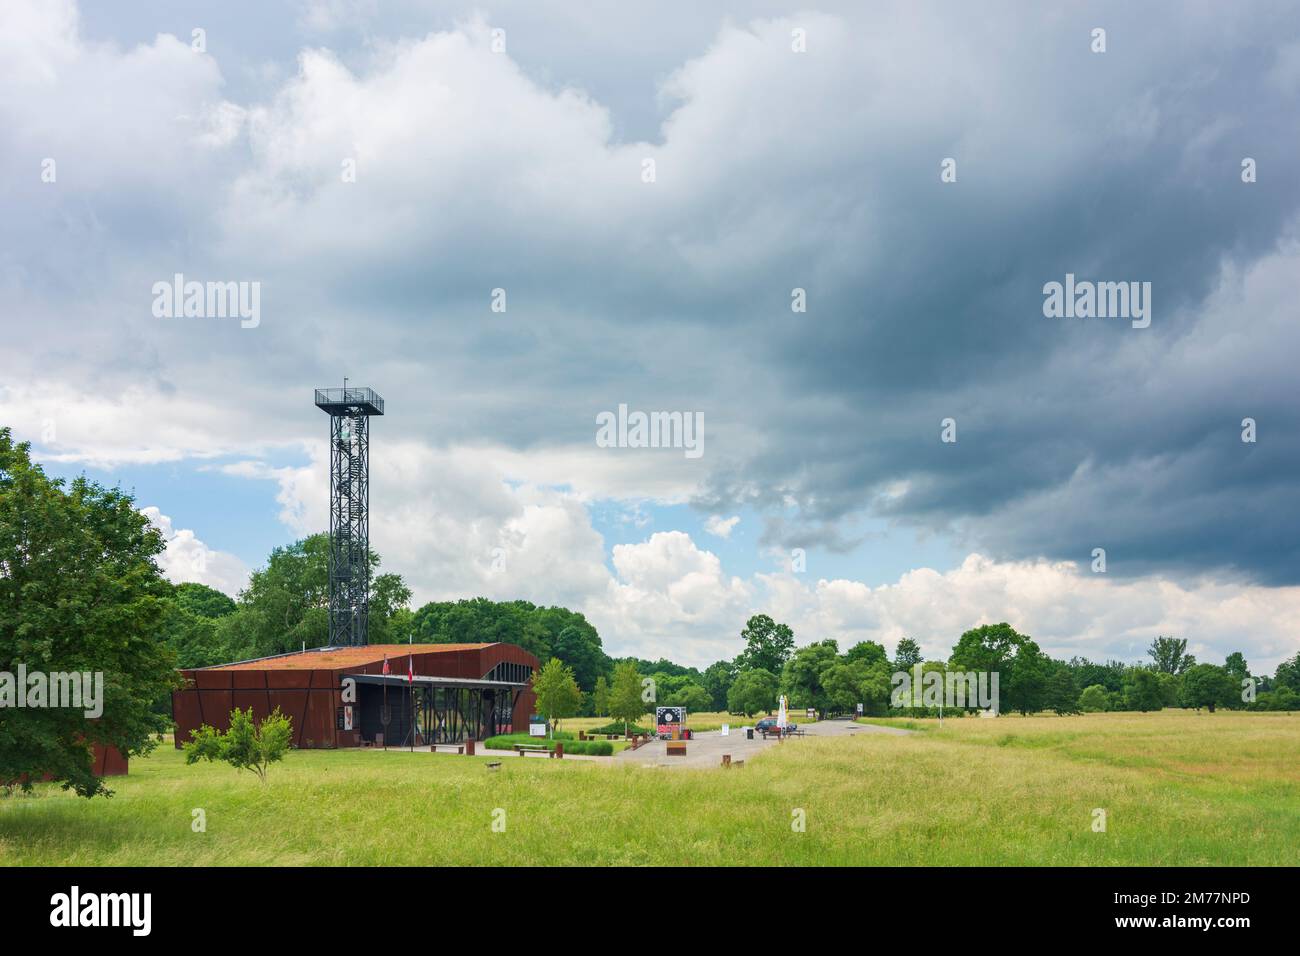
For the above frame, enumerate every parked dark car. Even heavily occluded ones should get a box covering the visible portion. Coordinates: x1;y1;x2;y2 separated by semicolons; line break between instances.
755;717;796;738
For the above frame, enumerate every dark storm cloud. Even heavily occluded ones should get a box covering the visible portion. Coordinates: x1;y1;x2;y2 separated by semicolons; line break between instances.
5;0;1299;583
681;3;1300;584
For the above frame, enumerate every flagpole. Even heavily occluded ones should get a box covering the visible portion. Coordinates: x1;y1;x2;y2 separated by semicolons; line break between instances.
409;633;414;753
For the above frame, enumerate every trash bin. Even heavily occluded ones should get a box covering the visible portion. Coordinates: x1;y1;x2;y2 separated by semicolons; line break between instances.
746;728;754;740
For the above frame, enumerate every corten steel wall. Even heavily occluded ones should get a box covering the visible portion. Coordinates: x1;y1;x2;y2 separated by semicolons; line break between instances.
92;742;128;776
172;643;539;749
14;742;127;784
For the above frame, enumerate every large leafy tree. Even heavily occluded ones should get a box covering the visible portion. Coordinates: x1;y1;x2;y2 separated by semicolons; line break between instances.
893;637;923;669
822;659;893;716
736;614;795;674
1274;653;1300;694
411;598;610;685
1078;684;1110;712
1067;657;1127;693
157;582;239;670
1180;664;1237;713
844;640;888;668
726;668;778;717
0;428;177;797
550;624;609;692
780;640;840;711
214;533;410;659
701;659;737;711
664;683;712;712
1044;664;1081;715
949;623;1047;714
1223;652;1250;683
1123;668;1165;712
1148;636;1195;675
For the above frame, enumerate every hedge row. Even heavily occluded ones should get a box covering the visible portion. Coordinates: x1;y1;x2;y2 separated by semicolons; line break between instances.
483;734;614;756
585;722;648;736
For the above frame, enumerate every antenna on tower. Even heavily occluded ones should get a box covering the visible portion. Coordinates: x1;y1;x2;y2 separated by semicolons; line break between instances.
313;383;385;646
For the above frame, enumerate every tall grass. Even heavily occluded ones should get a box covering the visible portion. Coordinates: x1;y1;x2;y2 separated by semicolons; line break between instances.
1;711;1294;866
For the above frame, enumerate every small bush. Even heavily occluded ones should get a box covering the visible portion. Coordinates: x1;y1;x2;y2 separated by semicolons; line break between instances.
184;707;293;782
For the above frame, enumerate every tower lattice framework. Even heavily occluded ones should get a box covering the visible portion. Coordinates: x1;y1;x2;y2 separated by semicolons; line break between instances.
314;386;384;646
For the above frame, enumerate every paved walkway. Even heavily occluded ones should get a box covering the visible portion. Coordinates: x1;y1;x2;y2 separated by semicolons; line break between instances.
615;717;912;769
358;718;912;769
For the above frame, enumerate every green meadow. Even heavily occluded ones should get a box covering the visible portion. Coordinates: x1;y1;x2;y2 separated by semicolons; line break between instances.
2;711;1295;866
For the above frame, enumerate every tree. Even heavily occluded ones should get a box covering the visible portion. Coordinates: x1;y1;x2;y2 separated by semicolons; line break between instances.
410;599;610;683
1068;657;1126;694
736;615;795;674
607;661;646;737
0;428;177;798
701;660;737;711
1155;671;1181;708
1181;664;1236;713
779;640;839;712
1274;653;1300;695
1255;686;1299;711
1148;636;1195;675
591;675;610;717
726;668;778;717
894;638;923;669
366;573;414;644
174;581;236;619
157;582;241;672
530;658;582;737
184;706;293;783
550;624;609;692
845;640;888;668
1123;668;1165;712
950;623;1045;714
665;683;712;712
1044;666;1080;715
214;534;411;659
1224;652;1250;683
1078;684;1110;712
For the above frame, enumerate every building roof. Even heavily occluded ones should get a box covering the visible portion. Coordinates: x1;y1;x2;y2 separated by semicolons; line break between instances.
198;643;492;672
350;673;529;689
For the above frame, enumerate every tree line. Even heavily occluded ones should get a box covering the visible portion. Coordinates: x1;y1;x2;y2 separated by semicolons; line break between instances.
5;424;1295;801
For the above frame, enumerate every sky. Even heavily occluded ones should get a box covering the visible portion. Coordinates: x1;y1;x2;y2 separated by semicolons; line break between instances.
3;0;1299;670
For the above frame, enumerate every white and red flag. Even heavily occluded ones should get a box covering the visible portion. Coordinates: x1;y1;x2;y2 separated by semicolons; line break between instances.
382;655;390;676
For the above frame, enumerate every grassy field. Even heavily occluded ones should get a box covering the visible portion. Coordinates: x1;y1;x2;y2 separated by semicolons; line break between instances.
2;711;1295;866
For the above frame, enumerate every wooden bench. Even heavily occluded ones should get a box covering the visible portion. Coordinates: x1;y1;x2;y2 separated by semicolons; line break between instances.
430;744;465;754
666;741;687;757
514;744;551;757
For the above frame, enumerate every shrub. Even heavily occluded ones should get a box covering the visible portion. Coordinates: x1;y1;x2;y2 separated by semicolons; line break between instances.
1078;684;1110;713
483;734;613;756
184;707;293;782
586;722;647;737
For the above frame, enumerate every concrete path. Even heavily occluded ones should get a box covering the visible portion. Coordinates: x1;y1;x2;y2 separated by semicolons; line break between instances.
359;718;913;769
615;717;913;769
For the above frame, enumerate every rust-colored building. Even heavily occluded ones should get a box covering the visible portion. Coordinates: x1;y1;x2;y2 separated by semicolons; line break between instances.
172;643;539;749
93;742;128;776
